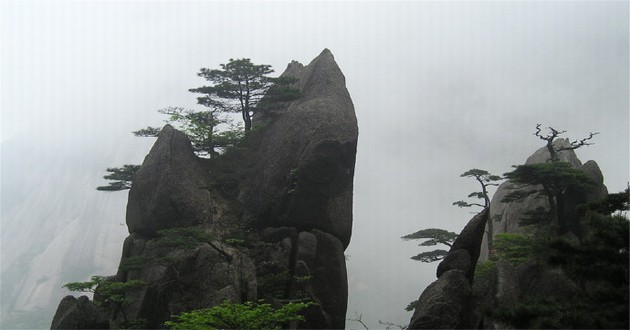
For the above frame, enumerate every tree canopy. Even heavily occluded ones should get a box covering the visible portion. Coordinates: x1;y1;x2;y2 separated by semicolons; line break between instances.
96;164;140;191
453;169;502;208
401;228;457;263
189;58;300;131
133;107;244;157
502;125;598;234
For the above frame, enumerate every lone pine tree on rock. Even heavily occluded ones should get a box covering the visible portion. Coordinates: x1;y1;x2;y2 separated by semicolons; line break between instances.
401;228;457;263
503;125;599;234
533;124;599;163
452;169;502;250
189;58;300;131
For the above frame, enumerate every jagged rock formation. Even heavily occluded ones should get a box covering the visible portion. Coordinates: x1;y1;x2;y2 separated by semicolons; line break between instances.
241;48;357;247
409;139;613;329
480;138;608;260
51;49;357;329
472;139;612;329
50;296;109;329
126;125;215;236
408;209;489;329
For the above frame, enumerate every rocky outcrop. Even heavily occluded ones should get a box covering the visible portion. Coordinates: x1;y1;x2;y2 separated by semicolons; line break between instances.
126;125;214;236
480;139;608;260
409;270;471;329
473;140;610;329
237;49;357;328
409;209;488;329
50;296;108;329
241;48;358;248
51;49;357;329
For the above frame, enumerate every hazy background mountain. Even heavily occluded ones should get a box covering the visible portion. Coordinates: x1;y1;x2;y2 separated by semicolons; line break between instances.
1;1;628;328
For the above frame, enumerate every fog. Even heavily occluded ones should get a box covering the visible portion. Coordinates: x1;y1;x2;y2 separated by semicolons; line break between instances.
2;1;628;329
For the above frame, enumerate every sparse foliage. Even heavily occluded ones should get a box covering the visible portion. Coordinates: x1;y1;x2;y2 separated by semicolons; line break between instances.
534;124;599;162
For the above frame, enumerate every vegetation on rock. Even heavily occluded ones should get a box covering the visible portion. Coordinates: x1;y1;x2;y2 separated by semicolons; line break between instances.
401;228;457;263
96;164;140;191
473;188;629;329
164;299;314;330
189;58;300;131
97;57;301;191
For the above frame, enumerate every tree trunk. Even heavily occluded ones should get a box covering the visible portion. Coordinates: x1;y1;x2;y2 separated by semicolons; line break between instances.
243;110;252;131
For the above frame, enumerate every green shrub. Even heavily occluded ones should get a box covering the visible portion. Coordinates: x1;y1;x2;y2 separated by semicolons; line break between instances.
165;299;313;330
492;233;533;265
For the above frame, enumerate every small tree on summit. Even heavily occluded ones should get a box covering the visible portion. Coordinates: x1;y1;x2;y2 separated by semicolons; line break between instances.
189;58;300;131
533;124;599;162
452;169;502;209
503;125;598;234
133;107;244;157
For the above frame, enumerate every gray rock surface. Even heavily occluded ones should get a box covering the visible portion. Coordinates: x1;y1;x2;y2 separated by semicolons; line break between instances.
240;48;358;248
410;210;488;329
114;241;257;328
50;295;109;329
480;139;608;260
580;160;608;200
409;270;471;329
50;50;356;330
524;138;582;167
126;125;214;236
302;229;348;329
437;209;488;281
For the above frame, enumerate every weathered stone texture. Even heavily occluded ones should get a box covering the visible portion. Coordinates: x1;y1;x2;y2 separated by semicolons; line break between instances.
50;296;109;330
50;49;356;330
240;49;358;248
409;210;488;329
126;125;214;236
409;270;471;329
480;139;608;261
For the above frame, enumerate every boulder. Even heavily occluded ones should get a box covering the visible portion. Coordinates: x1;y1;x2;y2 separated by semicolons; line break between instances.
436;249;471;278
438;209;488;281
114;241;257;328
410;210;488;329
580;160;608;200
296;229;348;329
524;138;582;167
408;270;471;329
50;295;109;329
126;125;214;236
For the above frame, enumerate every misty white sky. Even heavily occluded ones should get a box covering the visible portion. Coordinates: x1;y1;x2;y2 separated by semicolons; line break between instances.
2;1;628;329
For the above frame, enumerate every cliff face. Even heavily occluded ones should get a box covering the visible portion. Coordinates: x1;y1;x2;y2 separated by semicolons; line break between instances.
51;49;358;329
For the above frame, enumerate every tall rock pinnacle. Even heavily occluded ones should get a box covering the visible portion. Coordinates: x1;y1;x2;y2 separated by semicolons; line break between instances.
241;48;358;248
50;49;357;330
